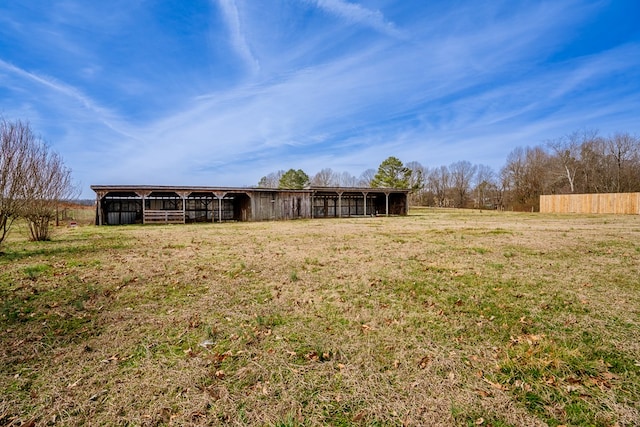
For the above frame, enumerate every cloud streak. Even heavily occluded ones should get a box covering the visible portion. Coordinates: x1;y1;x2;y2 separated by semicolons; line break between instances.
215;0;260;74
309;0;405;39
0;59;138;144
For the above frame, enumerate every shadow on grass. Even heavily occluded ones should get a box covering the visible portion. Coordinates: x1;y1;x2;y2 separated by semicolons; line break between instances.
0;236;130;262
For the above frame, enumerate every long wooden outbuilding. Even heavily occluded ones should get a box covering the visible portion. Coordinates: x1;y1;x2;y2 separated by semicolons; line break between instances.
90;185;409;225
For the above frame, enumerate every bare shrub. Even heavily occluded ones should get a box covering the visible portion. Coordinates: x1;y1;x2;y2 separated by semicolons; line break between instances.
0;118;33;245
0;118;76;243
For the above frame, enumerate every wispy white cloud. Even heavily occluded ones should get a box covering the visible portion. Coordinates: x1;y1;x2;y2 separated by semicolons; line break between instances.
215;0;260;73
306;0;404;39
0;59;135;141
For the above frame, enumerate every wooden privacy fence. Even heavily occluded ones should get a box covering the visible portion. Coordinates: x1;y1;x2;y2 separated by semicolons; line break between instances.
540;193;640;214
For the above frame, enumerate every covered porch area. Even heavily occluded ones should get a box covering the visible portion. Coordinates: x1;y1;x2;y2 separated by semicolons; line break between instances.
92;186;253;225
310;187;409;218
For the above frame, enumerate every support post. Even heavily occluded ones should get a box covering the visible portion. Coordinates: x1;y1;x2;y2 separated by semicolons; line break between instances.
96;191;105;226
362;192;368;216
178;191;191;224
337;191;343;218
214;192;227;223
136;191;151;224
385;192;390;217
141;195;146;224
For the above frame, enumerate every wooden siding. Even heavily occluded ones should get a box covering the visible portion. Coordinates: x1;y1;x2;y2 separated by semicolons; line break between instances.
251;191;311;221
540;193;640;214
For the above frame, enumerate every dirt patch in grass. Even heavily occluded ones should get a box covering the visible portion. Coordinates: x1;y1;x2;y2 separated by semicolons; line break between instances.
1;210;639;426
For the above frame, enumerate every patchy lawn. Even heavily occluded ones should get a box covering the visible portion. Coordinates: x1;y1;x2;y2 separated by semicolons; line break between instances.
1;209;639;426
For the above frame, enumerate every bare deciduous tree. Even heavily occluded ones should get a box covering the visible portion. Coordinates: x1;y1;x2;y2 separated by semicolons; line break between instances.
311;168;337;186
449;160;477;208
406;161;427;205
547;130;596;193
502;146;553;211
23;143;77;241
1;119;33;245
607;132;640;193
358;169;376;187
428;165;451;207
0;118;76;243
258;170;284;188
336;171;358;187
473;164;496;208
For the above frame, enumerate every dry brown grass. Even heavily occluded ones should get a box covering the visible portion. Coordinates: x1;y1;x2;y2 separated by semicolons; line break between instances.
1;209;639;426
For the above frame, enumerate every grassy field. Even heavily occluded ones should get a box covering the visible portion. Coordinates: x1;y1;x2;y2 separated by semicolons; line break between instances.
1;209;639;426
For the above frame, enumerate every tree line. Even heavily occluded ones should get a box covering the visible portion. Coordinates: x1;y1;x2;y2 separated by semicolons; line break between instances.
258;157;414;190
259;130;640;211
0;118;77;246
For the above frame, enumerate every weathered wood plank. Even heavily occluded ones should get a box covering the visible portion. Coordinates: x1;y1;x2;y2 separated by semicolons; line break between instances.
144;210;185;224
540;193;640;214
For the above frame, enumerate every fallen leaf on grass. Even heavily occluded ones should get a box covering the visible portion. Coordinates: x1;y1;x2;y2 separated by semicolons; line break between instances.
418;356;430;369
509;334;544;346
101;354;120;363
67;379;81;388
199;339;214;348
191;411;206;420
475;389;492;397
482;377;508;391
353;411;366;422
89;390;108;401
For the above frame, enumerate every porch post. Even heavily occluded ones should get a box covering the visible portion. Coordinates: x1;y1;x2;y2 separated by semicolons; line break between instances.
142;195;146;224
95;191;106;226
214;192;227;223
362;191;368;216
178;191;189;224
135;191;151;224
385;192;390;217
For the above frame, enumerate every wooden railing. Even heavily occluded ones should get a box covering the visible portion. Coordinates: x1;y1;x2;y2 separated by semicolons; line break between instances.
144;210;185;224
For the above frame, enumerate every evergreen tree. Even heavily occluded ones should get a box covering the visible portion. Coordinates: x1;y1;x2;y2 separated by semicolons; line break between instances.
371;156;411;189
278;169;310;189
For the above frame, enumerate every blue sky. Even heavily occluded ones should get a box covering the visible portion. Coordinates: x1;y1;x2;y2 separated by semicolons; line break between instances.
1;1;639;198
